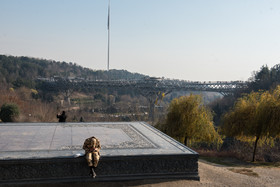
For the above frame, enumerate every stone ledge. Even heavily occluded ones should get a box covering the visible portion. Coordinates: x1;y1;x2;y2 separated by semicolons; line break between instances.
0;154;199;185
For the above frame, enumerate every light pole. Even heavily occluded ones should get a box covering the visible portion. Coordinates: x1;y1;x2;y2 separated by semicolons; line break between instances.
107;0;110;71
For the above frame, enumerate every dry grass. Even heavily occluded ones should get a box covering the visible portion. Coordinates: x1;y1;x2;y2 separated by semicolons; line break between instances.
0;86;58;122
197;149;235;157
196;140;280;163
228;168;259;177
198;149;280;168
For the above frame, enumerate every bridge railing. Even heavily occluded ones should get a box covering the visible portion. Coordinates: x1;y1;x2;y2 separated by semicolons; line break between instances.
37;77;248;93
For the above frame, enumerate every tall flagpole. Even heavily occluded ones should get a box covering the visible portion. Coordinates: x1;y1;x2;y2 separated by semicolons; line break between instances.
107;0;110;71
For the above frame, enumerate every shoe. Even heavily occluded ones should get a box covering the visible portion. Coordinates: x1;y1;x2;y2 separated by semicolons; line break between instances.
91;167;96;178
92;170;96;178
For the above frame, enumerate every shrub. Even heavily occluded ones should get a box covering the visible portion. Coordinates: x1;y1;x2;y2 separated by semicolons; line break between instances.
0;103;20;122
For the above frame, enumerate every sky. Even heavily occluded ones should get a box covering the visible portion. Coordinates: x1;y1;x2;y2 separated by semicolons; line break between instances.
1;0;280;81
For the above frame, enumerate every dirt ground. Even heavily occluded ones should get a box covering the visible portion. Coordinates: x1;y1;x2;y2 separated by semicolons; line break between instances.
91;160;280;187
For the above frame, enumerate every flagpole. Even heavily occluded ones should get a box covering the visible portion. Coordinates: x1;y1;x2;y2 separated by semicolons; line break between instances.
107;0;110;71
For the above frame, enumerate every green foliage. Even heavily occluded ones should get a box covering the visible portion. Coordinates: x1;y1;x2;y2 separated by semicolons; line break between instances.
221;86;280;161
158;94;222;147
248;64;280;92
0;103;20;122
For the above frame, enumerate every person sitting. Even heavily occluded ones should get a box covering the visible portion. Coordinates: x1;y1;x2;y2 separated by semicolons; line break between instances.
82;136;101;178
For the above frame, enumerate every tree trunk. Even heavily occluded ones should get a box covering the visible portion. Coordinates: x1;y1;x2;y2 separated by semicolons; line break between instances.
252;136;259;162
184;137;187;146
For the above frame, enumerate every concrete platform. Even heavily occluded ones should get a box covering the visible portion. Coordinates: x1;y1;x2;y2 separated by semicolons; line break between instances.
0;122;199;185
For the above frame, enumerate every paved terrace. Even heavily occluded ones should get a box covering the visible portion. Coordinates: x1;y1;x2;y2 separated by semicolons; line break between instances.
0;122;199;185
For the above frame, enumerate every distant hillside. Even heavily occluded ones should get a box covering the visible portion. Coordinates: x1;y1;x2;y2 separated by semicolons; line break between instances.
0;55;146;88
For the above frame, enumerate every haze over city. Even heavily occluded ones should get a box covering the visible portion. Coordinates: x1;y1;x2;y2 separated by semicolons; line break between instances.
1;0;280;81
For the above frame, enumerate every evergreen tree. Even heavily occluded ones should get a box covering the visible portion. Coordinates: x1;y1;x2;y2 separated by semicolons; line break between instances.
0;103;20;122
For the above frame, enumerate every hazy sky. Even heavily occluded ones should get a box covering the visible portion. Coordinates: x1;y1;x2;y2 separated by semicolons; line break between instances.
1;0;280;81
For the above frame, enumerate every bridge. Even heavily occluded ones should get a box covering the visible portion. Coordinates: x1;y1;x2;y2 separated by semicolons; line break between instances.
37;77;248;121
38;77;248;94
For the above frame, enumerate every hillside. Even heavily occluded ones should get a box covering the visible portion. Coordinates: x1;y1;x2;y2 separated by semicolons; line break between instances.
0;55;154;122
0;55;146;88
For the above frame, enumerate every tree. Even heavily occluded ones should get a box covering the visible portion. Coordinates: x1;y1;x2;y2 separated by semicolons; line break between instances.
249;65;271;91
221;86;280;162
158;94;222;146
0;103;20;122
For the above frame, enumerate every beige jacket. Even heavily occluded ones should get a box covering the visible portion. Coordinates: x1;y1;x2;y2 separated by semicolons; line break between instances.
82;136;101;154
